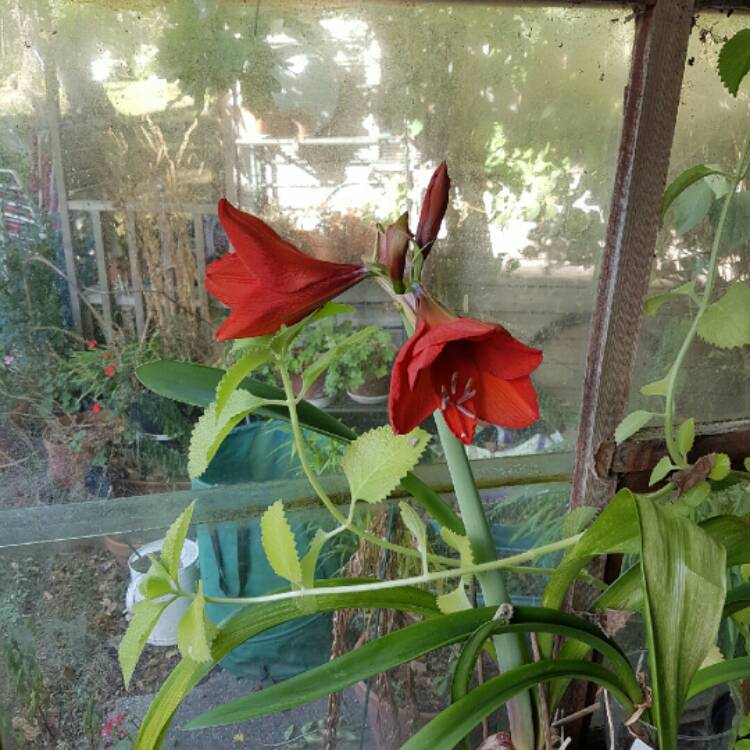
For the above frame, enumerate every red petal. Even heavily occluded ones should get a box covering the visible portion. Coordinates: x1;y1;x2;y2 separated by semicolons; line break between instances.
389;332;440;434
442;403;477;444
218;198;365;292
474;372;540;429
474;329;543;380
410;318;493;374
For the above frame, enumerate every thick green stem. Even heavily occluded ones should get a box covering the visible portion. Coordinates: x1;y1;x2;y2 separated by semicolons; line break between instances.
664;130;750;465
435;412;536;750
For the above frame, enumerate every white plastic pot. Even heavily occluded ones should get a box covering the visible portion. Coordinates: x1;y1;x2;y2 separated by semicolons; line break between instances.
125;538;199;646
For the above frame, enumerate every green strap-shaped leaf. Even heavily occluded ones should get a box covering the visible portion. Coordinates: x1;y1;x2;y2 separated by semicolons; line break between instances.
635;495;726;750
119;599;174;688
697;283;750;350
343;426;430;504
160;500;195;580
215;348;271;416
688;656;750;699
402;660;635;750
260;500;302;586
661;166;728;219
723;582;750;620
719;28;750;97
133;582;440;750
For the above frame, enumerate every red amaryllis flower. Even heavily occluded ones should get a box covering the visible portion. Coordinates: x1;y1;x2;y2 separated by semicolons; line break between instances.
206;199;369;340
414;162;450;256
389;293;543;444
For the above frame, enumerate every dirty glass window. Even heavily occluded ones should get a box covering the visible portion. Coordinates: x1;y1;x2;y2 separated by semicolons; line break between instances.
0;2;633;748
631;12;750;421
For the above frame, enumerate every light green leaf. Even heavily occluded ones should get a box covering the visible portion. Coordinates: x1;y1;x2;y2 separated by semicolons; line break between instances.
440;527;474;568
710;453;732;481
161;500;195;580
682;481;711;509
640;376;669;397
176;583;217;664
140;574;175;601
635;495;726;750
436;584;472;614
697;283;750;350
272;302;353;354
561;506;598;538
118;599;172;688
661;166;728;219
342;427;430;504
745;458;750;473
400;501;428;573
614;410;654;445
300;529;327;589
677;418;696;461
260;500;302;586
188;390;265;479
670;179;715;235
215;348;271;416
649;456;675;486
735;740;750;750
644;281;695;317
230;335;273;357
302;327;379;394
719;28;750;96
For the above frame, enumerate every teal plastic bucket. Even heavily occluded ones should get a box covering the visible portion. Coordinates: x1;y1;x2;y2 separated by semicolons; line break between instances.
194;421;334;679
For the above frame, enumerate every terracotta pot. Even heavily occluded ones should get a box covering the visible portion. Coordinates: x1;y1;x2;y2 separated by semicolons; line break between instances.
347;375;390;405
102;535;135;572
291;372;332;408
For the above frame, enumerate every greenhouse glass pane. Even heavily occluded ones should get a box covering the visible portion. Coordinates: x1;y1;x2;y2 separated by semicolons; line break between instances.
631;12;750;422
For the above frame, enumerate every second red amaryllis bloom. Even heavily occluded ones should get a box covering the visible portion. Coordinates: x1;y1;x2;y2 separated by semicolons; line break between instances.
389;293;543;444
206;199;369;340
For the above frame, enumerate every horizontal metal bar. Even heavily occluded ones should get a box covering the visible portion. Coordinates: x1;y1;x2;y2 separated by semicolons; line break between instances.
67;200;217;215
0;453;572;550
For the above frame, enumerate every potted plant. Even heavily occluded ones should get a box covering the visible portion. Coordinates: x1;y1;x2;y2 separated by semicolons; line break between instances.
326;325;395;405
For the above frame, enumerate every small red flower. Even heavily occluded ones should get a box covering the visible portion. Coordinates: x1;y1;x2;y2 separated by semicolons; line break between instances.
415;162;450;256
91;402;102;414
389;292;543;444
206;199;369;340
103;365;116;378
86;339;97;350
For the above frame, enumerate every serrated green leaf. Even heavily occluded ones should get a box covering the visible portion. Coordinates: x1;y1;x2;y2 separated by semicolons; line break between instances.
177;583;217;664
661;165;728;219
302;327;379;394
261;500;302;586
436;584;471;614
649;456;675;486
188;390;265;479
670;178;715;235
400;501;428;573
230;335;273;357
440;527;474;568
710;453;732;481
140;574;175;601
640;376;669;397
682;481;711;509
719;28;750;96
300;529;327;589
119;599;172;687
161;500;195;580
342;427;430;504
644;281;695;317
697;283;750;350
561;506;598;538
614;410;654;445
273;302;353;354
215;349;271;416
677;418;695;460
